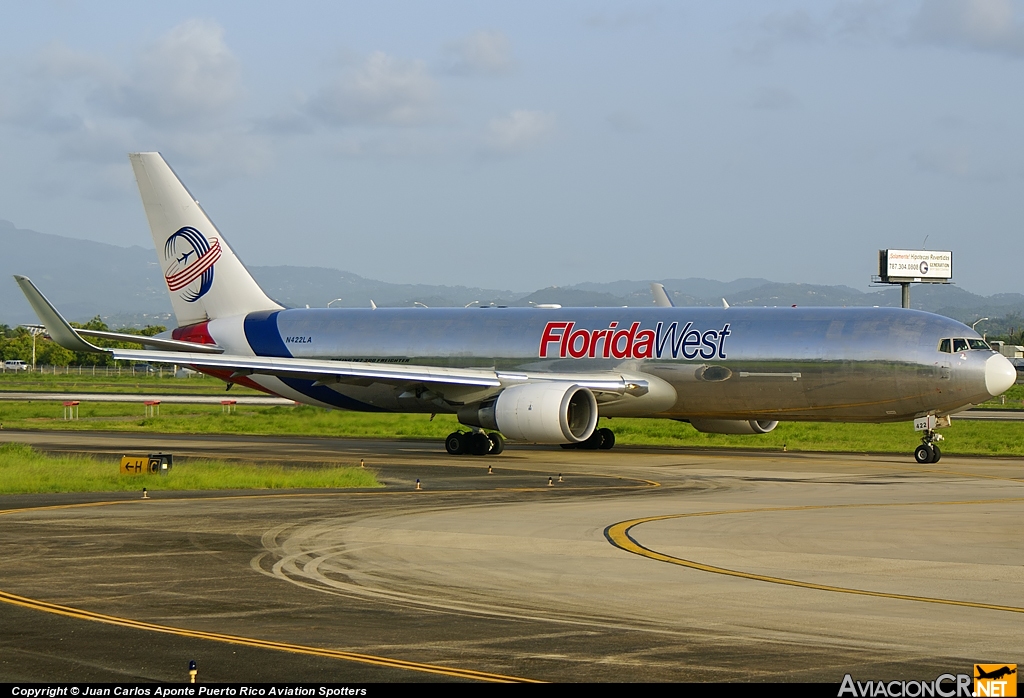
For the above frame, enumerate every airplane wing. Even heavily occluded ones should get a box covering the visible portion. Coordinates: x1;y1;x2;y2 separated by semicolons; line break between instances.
106;347;647;398
15;274;646;400
111;347;502;388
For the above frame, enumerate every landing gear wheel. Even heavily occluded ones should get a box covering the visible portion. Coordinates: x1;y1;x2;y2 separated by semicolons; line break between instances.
579;430;604;450
487;432;505;455
914;444;934;464
929;444;941;463
560;443;577;450
445;431;467;455
597;427;615;450
470;431;492;456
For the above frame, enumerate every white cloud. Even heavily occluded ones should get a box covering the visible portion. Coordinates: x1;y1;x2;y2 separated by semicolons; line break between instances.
912;143;1020;181
0;20;263;177
832;0;899;40
607;111;643;133
116;19;242;125
31;41;116;83
330;133;445;159
912;0;1024;56
443;30;513;76
750;87;799;110
0;42;114;133
737;2;897;60
483;110;556;154
584;7;663;29
308;51;437;126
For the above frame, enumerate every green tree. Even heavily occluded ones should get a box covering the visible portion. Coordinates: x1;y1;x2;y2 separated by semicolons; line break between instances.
37;339;75;366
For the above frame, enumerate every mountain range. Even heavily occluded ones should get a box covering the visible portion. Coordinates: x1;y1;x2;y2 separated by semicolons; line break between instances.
2;219;1022;335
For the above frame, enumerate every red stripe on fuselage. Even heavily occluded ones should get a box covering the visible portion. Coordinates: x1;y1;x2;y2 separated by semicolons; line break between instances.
195;367;280;396
171;322;216;345
171;321;284;397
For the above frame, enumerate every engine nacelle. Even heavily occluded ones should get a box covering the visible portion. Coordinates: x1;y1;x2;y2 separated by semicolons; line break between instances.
689;419;779;435
457;382;598;444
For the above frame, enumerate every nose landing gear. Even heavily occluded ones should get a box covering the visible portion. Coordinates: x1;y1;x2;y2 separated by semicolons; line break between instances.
914;430;943;463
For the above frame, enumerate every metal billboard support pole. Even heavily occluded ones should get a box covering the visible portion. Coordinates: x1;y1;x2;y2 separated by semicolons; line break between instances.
901;283;910;309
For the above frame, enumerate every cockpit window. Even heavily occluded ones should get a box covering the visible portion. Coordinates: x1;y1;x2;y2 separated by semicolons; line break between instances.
940;337;990;353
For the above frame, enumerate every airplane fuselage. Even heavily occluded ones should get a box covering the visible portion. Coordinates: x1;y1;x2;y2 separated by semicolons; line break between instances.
182;305;998;422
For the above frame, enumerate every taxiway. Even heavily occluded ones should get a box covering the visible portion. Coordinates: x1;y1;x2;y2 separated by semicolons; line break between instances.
0;431;1021;682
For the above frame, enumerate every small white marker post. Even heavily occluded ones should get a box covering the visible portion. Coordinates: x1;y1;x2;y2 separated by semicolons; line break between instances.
142;488;149;499
415;479;421;490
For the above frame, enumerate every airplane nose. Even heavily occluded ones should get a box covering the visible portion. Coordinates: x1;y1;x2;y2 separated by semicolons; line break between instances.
985;353;1017;396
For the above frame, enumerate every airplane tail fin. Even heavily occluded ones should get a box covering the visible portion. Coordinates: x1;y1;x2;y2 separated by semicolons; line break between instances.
650;283;674;308
129;152;281;327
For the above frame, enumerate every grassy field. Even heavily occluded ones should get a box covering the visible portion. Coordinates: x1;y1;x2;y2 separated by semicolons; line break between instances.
0;370;264;395
2;399;1024;456
976;383;1024;408
0;442;380;494
2;370;1022;457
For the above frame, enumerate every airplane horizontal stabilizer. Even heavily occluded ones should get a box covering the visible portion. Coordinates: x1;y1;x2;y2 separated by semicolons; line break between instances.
14;275;224;354
14;275;105;354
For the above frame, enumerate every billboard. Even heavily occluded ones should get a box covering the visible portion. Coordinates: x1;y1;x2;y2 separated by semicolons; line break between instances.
878;249;952;282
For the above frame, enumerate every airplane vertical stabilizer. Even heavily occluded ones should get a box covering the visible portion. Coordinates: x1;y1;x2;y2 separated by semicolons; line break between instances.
129;152;281;327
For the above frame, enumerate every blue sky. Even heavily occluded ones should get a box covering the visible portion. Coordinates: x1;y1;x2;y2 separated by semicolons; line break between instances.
2;1;1023;294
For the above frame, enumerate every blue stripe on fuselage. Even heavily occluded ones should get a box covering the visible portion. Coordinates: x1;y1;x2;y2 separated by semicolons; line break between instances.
243;310;387;412
243;310;289;357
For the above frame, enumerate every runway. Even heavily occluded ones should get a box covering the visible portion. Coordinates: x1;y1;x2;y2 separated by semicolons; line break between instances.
1;431;1022;682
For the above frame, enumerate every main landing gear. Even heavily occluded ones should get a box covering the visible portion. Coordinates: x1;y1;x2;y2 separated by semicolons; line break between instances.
914;430;943;464
445;431;504;456
560;427;615;450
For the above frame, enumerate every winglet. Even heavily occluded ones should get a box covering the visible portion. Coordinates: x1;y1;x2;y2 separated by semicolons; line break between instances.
13;276;106;353
650;283;674;308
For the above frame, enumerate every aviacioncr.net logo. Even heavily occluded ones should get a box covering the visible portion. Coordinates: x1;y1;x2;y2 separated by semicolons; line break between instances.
839;673;974;697
163;226;221;303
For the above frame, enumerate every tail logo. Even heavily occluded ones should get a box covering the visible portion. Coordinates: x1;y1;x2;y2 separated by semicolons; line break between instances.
163;226;222;302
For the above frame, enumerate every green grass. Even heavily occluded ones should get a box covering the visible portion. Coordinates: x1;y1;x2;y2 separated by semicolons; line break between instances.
0;369;264;395
610;418;1024;456
2;399;1024;457
0;442;380;494
972;383;1024;409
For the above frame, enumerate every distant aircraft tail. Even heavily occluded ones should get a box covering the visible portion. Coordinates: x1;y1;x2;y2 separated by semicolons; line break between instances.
650;283;674;308
129;152;281;327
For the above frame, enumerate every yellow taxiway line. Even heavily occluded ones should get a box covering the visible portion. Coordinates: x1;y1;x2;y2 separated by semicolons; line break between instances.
0;491;561;682
605;497;1024;615
0;587;539;682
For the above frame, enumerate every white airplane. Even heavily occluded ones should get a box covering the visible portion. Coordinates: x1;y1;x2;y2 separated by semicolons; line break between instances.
16;153;1017;462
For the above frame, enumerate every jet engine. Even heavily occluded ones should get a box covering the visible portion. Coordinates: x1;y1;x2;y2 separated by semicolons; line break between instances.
457;382;598;443
688;419;779;435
